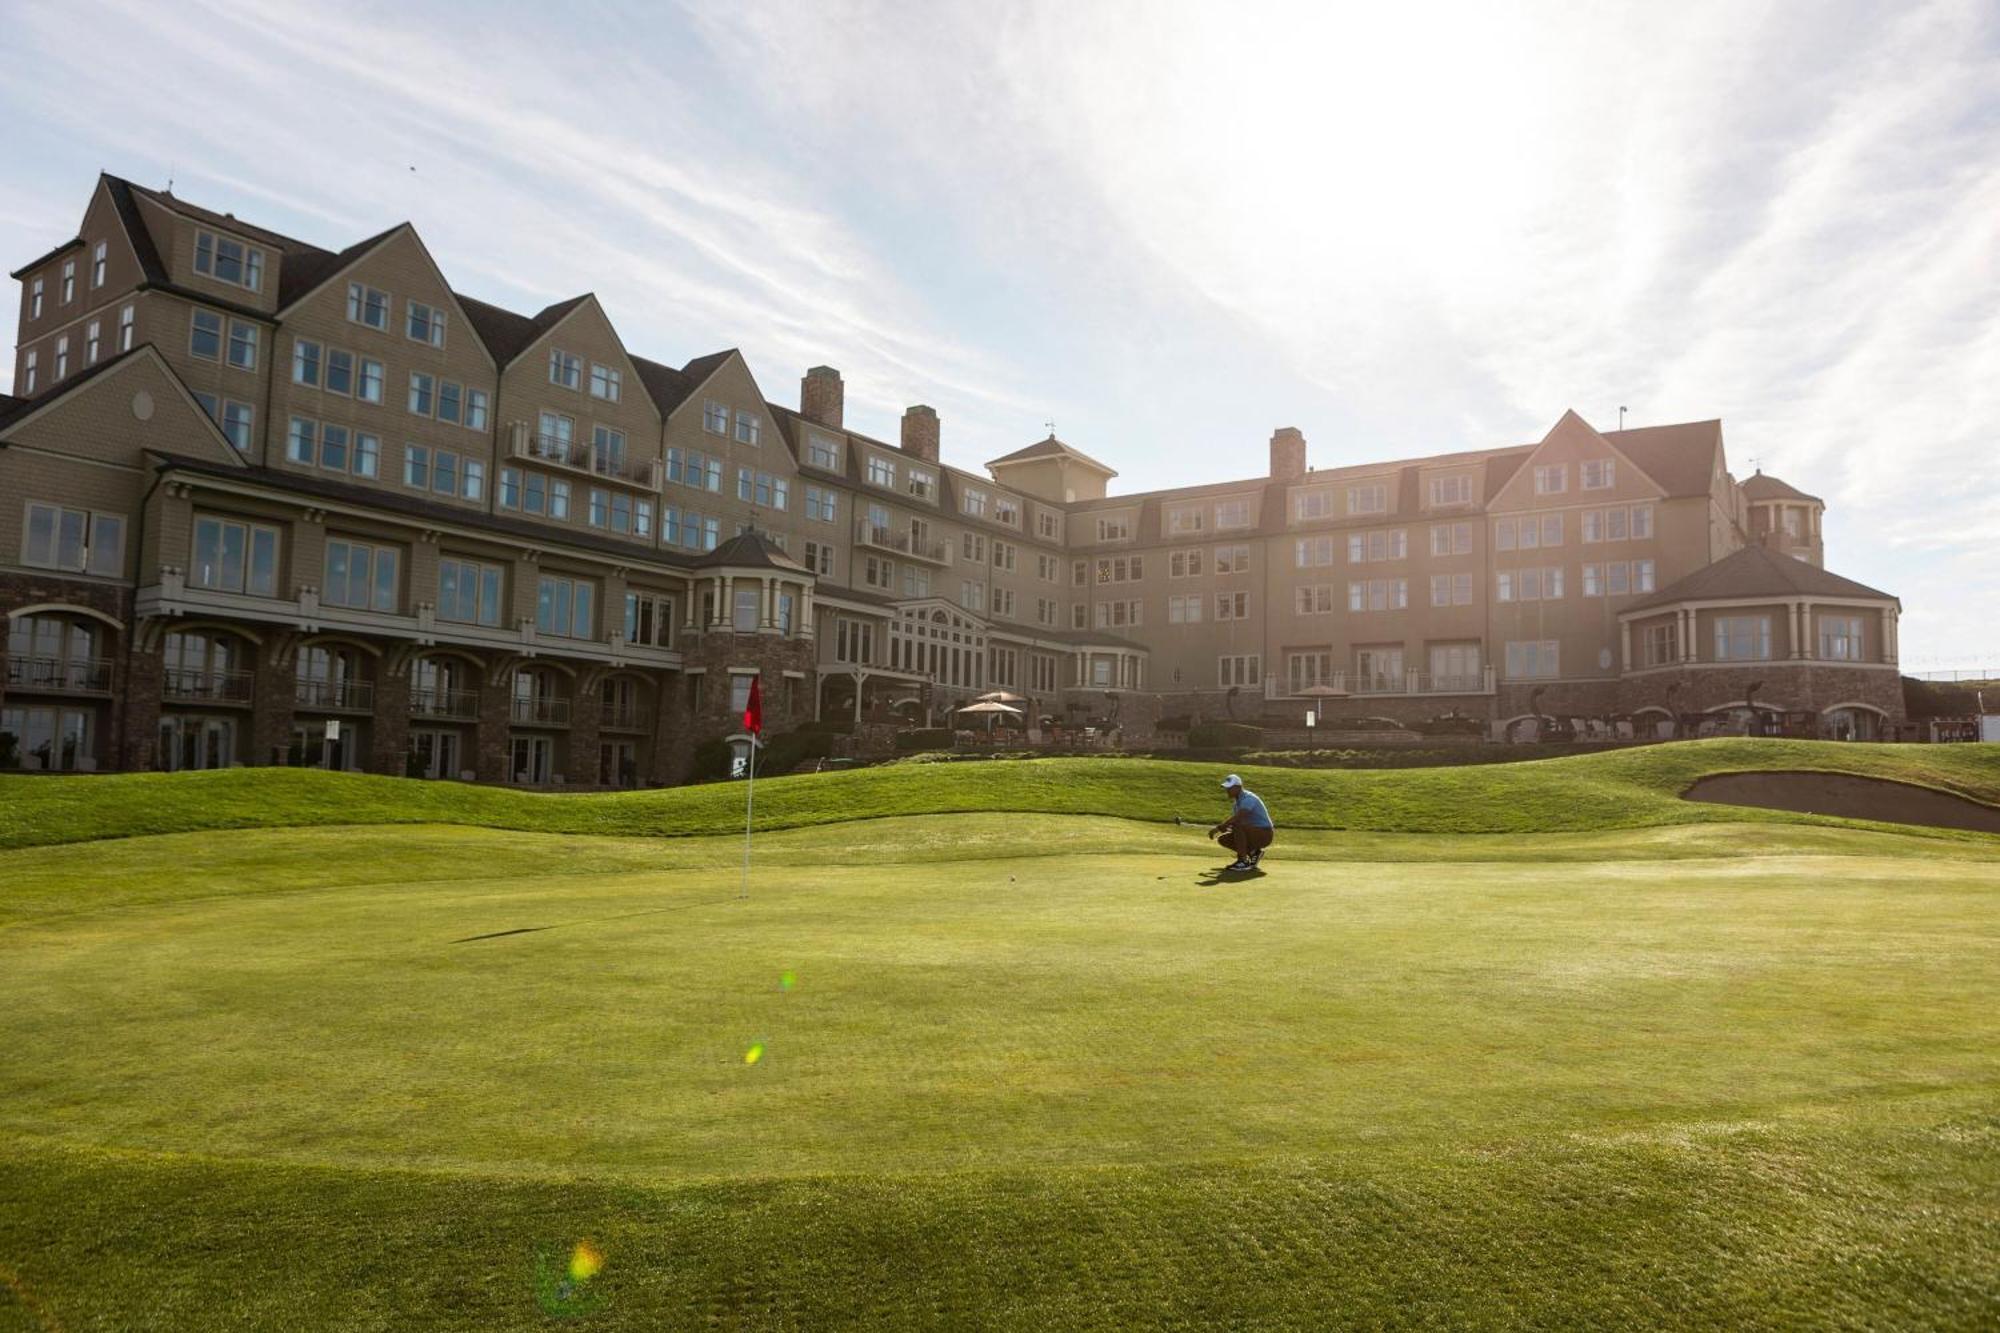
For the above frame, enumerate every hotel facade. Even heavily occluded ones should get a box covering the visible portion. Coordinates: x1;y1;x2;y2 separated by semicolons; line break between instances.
0;175;1905;780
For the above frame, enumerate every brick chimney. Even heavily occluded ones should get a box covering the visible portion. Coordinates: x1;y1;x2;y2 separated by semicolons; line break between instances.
901;404;940;463
1270;427;1307;480
800;365;844;429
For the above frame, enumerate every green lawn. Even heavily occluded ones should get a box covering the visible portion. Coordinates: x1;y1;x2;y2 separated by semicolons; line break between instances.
2;744;1997;1328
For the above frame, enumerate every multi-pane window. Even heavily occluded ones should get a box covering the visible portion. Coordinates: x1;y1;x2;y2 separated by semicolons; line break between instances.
1094;554;1143;583
190;310;223;360
1713;616;1772;661
1346;484;1387;515
902;566;931;598
1347;530;1407;563
961;487;988;519
1096;515;1132;541
1216;590;1250;620
1429;475;1473;506
703;399;729;434
1819;615;1864;661
29;277;43;319
1295;536;1336;568
1644;622;1680;666
1215;544;1251;574
995;497;1020;527
992;540;1018;572
220;401;253;451
1037;510;1060;540
21;502;124;576
1214;499;1252;528
408;372;435;417
736;469;789;510
1346;578;1408;612
835;618;874;665
1288;651;1336;694
91;240;107;288
666;448;722;492
1169;549;1205;578
1430;522;1472;556
589;363;621;401
190;515;279;596
227;320;257;370
804;486;837;522
1581;458;1615;489
862;554;895;589
1170;505;1208;533
733;409;760;445
22;350;36;393
117;304;135;352
1036;598;1057;626
587;488;638;534
323;538;400;612
961;580;987;612
663;508;719;551
866;454;897;488
1296;584;1336;614
407;302;446;348
1494;514;1563;550
85;320;101;365
1582;561;1654;596
194;232;263;291
803;540;834;576
1293;490;1334;521
1581;505;1653;542
549;349;581;389
293;339;322;386
1072;604;1088;629
962;532;987;563
1093;599;1140;628
623;592;675;648
437;557;503;626
347;283;389;329
464;388;488;430
1218;655;1261;687
1533;464;1568;494
60;259;75;303
536;575;595;639
1495;567;1564;602
1504;640;1560;679
807;433;841;470
906;466;935;500
992;588;1018;618
1430;572;1474;606
1168;593;1204;623
54;336;69;379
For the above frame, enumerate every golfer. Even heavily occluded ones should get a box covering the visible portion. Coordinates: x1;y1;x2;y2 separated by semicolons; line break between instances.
1211;774;1274;871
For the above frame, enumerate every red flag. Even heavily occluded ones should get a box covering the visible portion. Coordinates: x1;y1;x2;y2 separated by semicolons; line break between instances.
743;674;763;736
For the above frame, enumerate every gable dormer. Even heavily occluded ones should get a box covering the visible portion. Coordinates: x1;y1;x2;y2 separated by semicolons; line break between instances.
1489;410;1665;513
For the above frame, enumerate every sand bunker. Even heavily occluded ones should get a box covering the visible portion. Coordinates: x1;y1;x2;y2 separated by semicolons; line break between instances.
1682;770;2000;834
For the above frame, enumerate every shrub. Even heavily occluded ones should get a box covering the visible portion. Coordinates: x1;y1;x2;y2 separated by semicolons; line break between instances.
893;728;955;753
1155;714;1192;734
1189;721;1263;749
755;729;835;778
689;739;734;783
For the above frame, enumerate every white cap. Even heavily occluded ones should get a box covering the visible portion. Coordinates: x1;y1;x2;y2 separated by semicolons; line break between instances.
1221;774;1242;789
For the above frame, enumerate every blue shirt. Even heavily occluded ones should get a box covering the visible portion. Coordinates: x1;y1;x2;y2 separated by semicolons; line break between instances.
1232;790;1273;828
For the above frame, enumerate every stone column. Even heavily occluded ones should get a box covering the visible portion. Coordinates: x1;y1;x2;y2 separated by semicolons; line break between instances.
251;649;298;767
121;642;165;771
568;676;601;787
371;669;412;776
1619;620;1632;672
475;666;512;783
1800;601;1813;660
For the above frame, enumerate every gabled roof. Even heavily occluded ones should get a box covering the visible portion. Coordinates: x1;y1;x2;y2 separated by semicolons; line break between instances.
7;236;83;281
276;221;406;310
0;344;155;435
693;529;806;573
122;177;332;263
632;355;699;417
103;175;169;284
1624;543;1895;614
987;434;1117;476
457;292;591;367
1600;419;1722;498
1741;470;1822;504
680;349;736;384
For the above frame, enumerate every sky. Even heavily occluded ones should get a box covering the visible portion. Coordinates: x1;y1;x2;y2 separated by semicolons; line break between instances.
2;0;1995;669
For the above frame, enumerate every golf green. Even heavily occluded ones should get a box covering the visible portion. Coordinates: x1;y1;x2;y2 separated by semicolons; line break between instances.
2;748;1998;1327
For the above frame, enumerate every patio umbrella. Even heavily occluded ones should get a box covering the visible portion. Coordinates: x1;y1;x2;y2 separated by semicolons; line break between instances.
976;690;1027;704
955;699;1023;737
1297;682;1349;724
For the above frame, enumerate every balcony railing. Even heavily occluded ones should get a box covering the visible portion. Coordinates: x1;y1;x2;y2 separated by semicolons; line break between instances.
295;678;376;712
599;701;651;731
511;695;571;726
853;520;952;565
411;687;479;720
6;655;113;693
163;666;254;704
510;427;663;489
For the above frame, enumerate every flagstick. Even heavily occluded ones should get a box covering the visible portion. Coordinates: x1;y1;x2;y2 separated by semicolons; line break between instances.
740;731;755;900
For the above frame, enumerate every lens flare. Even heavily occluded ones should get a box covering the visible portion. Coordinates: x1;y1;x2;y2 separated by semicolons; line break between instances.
745;1043;764;1064
568;1241;604;1283
532;1242;608;1318
778;971;796;992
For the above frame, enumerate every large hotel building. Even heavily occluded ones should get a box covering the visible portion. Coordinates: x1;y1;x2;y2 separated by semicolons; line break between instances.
1;174;1905;781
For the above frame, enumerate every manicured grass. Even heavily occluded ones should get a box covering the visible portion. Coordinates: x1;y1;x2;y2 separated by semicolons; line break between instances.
3;739;2000;849
2;794;1997;1327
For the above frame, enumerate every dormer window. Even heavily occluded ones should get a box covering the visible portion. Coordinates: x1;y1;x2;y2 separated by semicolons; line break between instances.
806;433;841;471
866;454;897;488
907;465;935;500
1293;490;1334;521
1581;459;1614;489
1346;484;1386;516
194;231;264;293
407;301;446;348
1428;475;1472;505
1215;499;1252;528
962;487;988;519
549;348;581;389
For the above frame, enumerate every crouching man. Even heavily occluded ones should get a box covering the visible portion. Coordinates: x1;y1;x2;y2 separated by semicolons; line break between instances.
1211;774;1274;871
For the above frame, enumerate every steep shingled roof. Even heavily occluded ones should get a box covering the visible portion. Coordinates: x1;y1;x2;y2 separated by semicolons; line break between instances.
0;345;155;435
1624;543;1895;613
986;434;1118;476
456;292;592;367
693;529;807;573
631;355;698;417
275;222;406;309
1741;471;1822;504
1600;419;1723;498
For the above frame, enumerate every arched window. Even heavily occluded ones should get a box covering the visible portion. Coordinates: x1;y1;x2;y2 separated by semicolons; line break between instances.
162;629;250;702
297;644;367;709
7;613;105;690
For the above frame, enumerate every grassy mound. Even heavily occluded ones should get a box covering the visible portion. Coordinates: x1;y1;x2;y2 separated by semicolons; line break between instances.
3;739;1998;850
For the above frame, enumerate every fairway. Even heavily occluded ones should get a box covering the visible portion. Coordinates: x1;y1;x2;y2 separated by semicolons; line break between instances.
3;746;1999;1328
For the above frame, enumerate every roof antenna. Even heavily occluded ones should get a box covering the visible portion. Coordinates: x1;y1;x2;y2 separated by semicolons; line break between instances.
166;161;175;193
1617;405;1627;431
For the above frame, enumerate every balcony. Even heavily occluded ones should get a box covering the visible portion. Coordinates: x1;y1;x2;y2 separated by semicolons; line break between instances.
295;678;376;712
411;687;479;720
599;701;651;731
510;427;662;489
511;695;571;726
854;519;952;565
7;655;113;693
163;666;254;705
